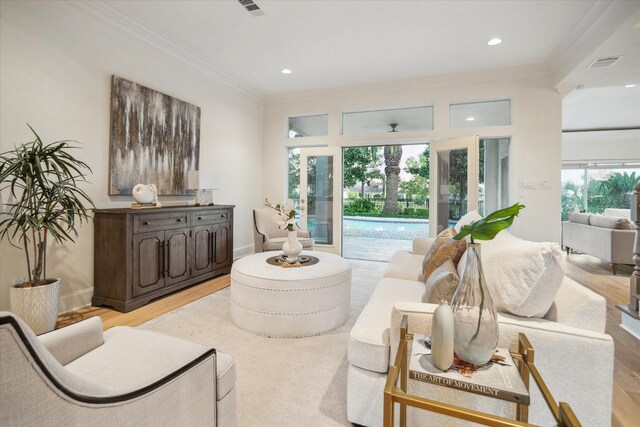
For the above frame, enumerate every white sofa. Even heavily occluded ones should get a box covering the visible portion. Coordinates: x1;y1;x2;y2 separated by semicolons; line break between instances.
347;226;614;426
562;208;635;274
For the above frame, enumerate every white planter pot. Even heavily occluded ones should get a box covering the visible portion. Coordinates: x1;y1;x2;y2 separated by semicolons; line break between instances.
10;278;61;335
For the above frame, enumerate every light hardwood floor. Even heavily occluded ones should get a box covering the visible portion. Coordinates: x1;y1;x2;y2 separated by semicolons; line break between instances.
57;255;639;426
564;255;640;427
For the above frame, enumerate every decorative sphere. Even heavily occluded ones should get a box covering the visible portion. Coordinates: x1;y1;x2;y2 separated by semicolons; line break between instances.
132;184;155;204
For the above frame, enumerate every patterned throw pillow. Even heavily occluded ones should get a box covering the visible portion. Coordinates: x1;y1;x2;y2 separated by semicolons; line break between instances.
421;227;467;282
423;259;460;304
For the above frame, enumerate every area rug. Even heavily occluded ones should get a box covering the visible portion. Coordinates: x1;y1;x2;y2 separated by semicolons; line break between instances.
139;259;386;427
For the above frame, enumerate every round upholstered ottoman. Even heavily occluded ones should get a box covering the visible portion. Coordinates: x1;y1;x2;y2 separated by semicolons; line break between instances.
230;251;352;337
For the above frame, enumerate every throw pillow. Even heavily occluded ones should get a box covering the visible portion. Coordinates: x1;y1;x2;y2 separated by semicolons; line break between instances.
454;210;483;233
568;212;590;225
482;238;565;318
421;227;467;282
423;259;460;304
589;214;634;230
604;208;631;219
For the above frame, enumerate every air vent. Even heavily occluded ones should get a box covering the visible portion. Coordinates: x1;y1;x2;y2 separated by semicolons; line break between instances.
238;0;264;17
587;56;622;69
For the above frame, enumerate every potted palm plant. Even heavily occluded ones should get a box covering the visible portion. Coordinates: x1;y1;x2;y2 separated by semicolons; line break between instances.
0;125;94;334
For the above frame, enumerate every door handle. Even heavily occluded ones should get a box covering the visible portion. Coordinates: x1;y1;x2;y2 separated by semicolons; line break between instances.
164;240;169;277
158;239;164;278
176;218;183;223
208;231;214;263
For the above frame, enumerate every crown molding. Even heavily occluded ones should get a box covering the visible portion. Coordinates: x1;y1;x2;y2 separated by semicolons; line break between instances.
265;64;552;105
547;0;634;84
71;0;265;103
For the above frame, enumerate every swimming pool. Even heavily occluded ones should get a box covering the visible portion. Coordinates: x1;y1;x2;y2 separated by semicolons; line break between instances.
343;217;429;240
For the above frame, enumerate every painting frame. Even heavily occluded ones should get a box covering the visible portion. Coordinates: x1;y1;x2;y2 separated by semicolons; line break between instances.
109;75;200;196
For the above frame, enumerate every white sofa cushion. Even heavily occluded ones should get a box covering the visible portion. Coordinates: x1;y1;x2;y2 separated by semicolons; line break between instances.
67;327;236;400
384;251;424;281
482;237;565;318
348;277;424;373
604;208;631;218
589;214;634;230
568;212;590;224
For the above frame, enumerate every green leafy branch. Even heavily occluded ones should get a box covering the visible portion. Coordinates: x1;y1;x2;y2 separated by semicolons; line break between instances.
453;203;526;244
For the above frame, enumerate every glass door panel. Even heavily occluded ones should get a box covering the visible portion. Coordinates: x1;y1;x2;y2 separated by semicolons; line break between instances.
300;148;341;254
429;136;479;236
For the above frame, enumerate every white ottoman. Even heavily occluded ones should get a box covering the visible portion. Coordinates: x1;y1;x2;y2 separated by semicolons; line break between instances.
230;251;352;337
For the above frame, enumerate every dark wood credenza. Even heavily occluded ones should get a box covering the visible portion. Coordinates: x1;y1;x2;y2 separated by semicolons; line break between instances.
93;205;234;312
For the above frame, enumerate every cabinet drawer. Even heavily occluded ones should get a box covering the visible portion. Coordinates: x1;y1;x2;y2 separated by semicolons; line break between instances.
193;210;230;224
134;213;189;233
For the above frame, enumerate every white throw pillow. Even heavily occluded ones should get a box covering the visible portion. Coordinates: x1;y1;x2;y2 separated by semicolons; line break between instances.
481;237;565;318
589;214;634;230
604;208;631;219
454;210;483;233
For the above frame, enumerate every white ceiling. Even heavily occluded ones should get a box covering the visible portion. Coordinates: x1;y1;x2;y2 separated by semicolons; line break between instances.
83;0;639;128
563;86;640;130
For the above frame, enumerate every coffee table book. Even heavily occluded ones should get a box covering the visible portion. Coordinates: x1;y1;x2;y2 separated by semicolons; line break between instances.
408;333;530;405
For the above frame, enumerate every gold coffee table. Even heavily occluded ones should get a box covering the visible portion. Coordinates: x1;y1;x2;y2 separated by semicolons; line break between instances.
383;315;581;427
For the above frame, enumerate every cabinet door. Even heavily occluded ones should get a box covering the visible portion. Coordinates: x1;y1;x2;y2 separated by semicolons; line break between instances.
213;222;232;269
192;225;214;277
133;231;165;297
165;228;190;286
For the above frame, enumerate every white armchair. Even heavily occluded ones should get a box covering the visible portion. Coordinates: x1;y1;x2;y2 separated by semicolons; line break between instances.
253;208;315;253
0;311;236;426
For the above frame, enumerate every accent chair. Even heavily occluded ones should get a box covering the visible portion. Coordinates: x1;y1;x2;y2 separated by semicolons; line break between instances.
0;312;236;426
253;208;315;253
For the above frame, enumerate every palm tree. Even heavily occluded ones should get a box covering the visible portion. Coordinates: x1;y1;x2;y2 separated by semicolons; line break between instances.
382;145;402;214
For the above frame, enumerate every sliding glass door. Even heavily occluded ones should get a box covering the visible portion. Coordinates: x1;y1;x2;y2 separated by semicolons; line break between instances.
299;147;342;254
429;136;479;236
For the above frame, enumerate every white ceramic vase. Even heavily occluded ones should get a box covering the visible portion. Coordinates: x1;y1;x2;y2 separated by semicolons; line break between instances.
282;229;303;263
10;278;61;335
431;301;455;371
132;183;156;204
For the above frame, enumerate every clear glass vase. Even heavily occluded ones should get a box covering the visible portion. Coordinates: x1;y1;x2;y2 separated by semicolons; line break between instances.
451;243;499;365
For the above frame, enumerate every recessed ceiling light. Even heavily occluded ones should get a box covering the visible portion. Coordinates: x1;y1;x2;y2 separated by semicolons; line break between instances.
281;68;292;74
487;38;502;46
466;117;475;121
625;84;637;88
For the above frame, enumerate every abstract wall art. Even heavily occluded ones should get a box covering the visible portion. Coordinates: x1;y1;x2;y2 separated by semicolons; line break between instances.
109;75;200;196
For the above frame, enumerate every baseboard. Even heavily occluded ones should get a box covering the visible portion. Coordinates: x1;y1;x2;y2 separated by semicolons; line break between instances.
620;311;640;341
59;288;94;314
234;244;254;259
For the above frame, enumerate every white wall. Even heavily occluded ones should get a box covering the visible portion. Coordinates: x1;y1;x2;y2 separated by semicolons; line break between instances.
263;68;562;244
562;130;640;163
0;2;264;311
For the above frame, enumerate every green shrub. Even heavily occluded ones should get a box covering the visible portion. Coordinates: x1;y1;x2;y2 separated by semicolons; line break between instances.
403;208;416;216
344;198;378;214
416;208;429;217
347;192;359;200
